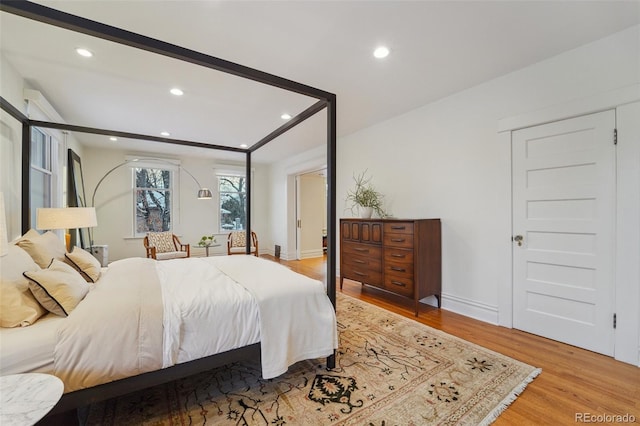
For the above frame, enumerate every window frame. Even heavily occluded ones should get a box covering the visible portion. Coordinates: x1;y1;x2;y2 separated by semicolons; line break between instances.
131;159;180;237
29;126;61;228
217;173;247;233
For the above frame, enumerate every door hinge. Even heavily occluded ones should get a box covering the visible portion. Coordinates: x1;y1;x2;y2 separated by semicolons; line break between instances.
613;313;617;329
614;128;618;145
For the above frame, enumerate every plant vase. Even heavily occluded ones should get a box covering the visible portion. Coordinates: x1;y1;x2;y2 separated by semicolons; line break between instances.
359;206;373;218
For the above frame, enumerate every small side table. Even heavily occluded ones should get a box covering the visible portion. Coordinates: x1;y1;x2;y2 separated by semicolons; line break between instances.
195;243;221;257
90;244;109;267
0;373;64;426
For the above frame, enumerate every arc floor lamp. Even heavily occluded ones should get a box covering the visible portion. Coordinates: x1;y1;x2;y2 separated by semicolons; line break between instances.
89;158;212;250
91;158;212;209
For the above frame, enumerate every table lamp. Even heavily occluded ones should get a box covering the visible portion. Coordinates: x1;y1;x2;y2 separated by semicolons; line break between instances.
36;207;98;251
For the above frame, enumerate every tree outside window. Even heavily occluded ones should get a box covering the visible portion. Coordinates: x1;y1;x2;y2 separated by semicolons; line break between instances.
135;167;171;234
219;175;246;231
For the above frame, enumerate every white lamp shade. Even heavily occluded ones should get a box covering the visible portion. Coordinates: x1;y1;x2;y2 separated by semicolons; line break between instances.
36;207;98;230
0;193;8;257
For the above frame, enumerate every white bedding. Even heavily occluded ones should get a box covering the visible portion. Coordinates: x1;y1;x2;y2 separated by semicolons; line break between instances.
0;313;62;375
9;255;337;393
156;257;261;367
209;256;338;379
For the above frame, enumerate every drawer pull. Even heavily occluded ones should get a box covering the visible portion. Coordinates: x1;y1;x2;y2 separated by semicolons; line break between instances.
390;266;406;272
353;259;366;264
390;280;407;287
353;271;367;277
390;226;406;230
354;248;369;253
391;238;405;243
391;253;406;258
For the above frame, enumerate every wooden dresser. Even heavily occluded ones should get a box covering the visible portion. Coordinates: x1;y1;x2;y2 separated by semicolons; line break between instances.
340;218;441;316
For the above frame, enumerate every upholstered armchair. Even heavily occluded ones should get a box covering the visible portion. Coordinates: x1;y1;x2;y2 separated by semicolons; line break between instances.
227;231;258;256
144;232;190;260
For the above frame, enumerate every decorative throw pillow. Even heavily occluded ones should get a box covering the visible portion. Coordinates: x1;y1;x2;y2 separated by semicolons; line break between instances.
15;229;67;268
23;259;89;317
65;246;102;283
147;232;175;253
0;245;46;327
231;231;247;247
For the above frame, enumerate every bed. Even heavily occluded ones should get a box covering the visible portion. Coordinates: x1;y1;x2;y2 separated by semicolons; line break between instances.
0;241;337;414
0;0;338;418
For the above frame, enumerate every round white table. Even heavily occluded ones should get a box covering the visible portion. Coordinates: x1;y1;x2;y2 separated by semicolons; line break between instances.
0;373;64;426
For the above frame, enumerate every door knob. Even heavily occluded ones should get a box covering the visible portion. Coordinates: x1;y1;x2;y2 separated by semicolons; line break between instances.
514;235;524;246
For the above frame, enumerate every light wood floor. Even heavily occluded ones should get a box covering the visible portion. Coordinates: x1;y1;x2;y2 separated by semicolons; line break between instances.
266;255;640;425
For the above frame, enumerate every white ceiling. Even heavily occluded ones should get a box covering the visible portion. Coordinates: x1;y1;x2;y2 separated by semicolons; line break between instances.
1;1;638;163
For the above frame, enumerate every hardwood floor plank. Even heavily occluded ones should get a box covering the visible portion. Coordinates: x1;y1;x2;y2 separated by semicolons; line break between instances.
265;255;640;424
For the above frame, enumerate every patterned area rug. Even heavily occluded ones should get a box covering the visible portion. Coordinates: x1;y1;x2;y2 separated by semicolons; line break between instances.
87;293;540;425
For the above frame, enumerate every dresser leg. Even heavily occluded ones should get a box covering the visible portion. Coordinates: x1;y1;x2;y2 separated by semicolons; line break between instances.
340;276;344;290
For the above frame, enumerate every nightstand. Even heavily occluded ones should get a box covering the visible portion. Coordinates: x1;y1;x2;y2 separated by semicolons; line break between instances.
0;373;63;426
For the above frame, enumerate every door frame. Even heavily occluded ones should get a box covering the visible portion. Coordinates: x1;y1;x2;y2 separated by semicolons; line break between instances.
295;169;328;260
498;83;640;366
282;151;326;261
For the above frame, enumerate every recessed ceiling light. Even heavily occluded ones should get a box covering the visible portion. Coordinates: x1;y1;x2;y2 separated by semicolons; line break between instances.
76;48;93;58
170;88;184;96
109;137;118;141
281;113;292;120
373;46;390;59
239;144;248;148
160;131;170;137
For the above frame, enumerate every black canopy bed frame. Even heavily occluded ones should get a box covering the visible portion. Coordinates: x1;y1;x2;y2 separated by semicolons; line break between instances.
0;0;337;416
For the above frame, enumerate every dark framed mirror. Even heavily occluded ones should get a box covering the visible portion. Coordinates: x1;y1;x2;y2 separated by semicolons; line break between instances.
67;149;90;249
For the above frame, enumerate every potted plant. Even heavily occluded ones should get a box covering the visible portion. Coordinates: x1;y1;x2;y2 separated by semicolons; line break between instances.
198;234;216;247
345;170;388;218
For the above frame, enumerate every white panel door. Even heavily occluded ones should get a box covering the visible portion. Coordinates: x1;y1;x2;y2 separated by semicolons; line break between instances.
512;110;616;356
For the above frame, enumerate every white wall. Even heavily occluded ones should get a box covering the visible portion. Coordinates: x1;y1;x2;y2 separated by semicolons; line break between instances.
299;173;326;258
83;148;269;261
0;54;86;241
0;54;23;241
337;25;640;324
267;145;326;260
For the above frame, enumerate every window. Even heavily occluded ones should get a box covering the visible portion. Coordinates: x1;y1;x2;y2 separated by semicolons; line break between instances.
30;127;53;227
219;175;246;231
134;167;172;234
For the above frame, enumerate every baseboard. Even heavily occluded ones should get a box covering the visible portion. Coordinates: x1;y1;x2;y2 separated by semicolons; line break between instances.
440;292;499;325
299;249;324;259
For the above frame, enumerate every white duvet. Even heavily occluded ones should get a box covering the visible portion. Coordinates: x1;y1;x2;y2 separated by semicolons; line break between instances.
54;255;337;392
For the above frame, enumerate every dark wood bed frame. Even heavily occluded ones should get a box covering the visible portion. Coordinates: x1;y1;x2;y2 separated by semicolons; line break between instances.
0;0;338;417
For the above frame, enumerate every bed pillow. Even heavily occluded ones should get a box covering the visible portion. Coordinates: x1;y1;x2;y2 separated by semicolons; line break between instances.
0;244;46;327
23;259;89;317
230;230;247;247
65;246;102;283
15;229;67;268
147;231;175;253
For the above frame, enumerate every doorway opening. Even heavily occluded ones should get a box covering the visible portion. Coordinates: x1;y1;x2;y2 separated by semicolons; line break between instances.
295;168;327;260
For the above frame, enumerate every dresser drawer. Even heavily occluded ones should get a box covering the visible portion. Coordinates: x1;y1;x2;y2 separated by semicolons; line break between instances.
384;260;414;277
384;222;414;234
384;273;415;298
384;248;413;264
343;254;382;272
342;264;383;287
342;242;382;258
383;232;414;249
